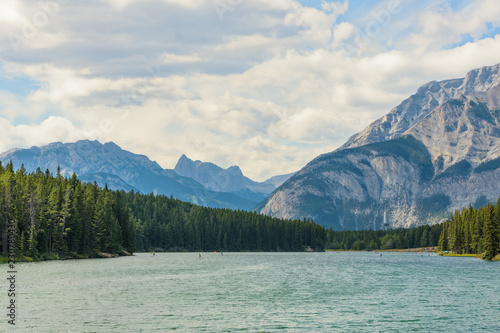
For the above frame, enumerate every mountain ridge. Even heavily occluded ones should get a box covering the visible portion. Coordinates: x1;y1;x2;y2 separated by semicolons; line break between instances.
174;154;289;203
341;63;500;151
259;63;500;230
0;140;296;211
0;140;258;210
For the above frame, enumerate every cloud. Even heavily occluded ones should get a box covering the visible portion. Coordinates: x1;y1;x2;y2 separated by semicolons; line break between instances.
0;116;84;154
161;53;204;64
0;2;23;23
403;0;500;52
322;0;348;15
0;0;499;181
332;22;355;48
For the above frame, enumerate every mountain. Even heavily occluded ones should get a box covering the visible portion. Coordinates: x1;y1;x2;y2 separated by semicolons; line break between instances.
0;140;257;210
259;63;500;230
341;63;500;150
263;172;296;188
174;154;276;203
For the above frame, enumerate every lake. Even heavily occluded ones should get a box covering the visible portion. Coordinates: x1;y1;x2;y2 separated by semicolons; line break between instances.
1;252;499;332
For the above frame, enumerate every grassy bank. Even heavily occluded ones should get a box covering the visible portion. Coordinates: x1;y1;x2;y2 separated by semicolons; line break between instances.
436;252;500;260
438;252;479;258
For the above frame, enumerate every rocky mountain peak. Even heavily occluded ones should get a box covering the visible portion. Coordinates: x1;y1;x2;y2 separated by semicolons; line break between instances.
173;154;195;174
173;154;275;200
341;63;500;151
462;63;500;92
227;165;243;176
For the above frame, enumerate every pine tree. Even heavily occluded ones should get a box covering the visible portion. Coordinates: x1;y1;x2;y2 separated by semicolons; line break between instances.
28;225;38;258
494;197;500;255
438;223;449;252
420;227;429;247
482;204;498;260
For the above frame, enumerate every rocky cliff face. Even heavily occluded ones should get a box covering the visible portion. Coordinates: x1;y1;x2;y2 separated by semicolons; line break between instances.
341;63;500;150
259;63;500;230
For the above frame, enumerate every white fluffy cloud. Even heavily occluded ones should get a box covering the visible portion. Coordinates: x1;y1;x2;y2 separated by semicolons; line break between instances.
401;0;500;52
0;0;499;180
332;21;355;48
0;116;84;154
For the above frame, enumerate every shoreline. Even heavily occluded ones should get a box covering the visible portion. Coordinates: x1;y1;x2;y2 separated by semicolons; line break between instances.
326;247;437;253
325;249;500;261
0;251;133;263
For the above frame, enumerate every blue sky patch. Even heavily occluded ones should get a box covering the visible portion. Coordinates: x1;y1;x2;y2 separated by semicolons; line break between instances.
0;66;41;96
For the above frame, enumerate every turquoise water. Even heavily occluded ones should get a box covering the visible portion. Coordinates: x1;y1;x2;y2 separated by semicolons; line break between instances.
1;252;499;332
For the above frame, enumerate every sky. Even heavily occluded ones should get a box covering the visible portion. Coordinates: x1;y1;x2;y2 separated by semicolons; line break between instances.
0;0;500;181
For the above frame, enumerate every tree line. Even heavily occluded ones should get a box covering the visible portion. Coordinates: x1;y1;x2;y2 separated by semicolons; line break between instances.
438;197;500;260
0;162;326;259
121;191;326;252
325;224;443;251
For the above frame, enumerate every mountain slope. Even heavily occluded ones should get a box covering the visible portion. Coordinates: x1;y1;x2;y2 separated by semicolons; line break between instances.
259;63;500;230
259;135;436;230
0;140;257;210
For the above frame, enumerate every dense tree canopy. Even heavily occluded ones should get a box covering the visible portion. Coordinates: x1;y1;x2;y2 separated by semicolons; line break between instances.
123;191;327;252
0;161;136;259
438;197;500;260
325;223;443;251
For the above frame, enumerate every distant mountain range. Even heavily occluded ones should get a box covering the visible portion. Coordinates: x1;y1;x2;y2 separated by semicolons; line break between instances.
174;154;276;203
0;141;293;211
259;63;500;230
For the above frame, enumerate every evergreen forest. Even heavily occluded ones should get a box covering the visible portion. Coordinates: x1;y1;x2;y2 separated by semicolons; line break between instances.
438;198;500;260
326;223;443;251
1;162;498;261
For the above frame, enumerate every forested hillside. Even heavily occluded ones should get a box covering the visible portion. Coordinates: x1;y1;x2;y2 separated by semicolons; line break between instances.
0;162;326;259
438;198;500;260
124;192;326;252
